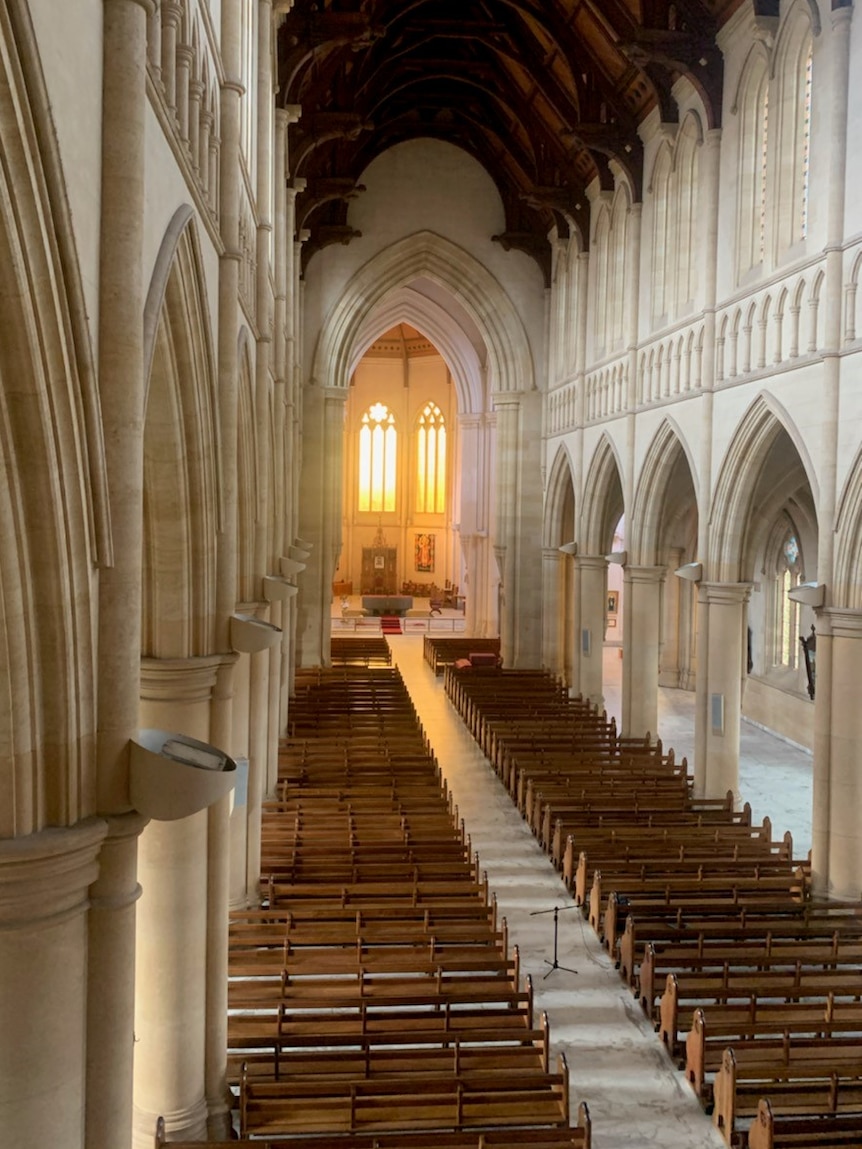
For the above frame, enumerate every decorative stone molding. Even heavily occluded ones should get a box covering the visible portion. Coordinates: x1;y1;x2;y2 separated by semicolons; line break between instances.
0;819;107;930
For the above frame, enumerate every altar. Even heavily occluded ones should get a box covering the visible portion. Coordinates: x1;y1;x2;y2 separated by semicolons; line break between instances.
361;595;414;616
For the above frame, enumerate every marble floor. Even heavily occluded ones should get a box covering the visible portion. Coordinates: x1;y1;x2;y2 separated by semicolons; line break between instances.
379;634;814;1149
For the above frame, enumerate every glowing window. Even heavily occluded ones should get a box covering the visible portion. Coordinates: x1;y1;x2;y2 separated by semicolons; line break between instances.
358;403;397;512
775;532;801;668
416;403;446;514
758;90;769;261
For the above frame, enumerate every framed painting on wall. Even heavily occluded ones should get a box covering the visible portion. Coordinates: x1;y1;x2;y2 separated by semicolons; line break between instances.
415;533;435;573
607;589;619;615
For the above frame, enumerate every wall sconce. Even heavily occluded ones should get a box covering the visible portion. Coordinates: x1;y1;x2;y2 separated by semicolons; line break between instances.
675;562;703;583
229;613;282;654
263;575;299;602
799;624;817;700
288;544;311;561
130;729;236;820
559;541;578;556
294;536;313;551
788;582;826;608
605;550;627;565
279;556;306;577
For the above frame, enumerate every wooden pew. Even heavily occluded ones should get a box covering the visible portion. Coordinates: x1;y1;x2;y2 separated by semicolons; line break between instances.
238;1054;571;1136
747;1097;862;1149
712;1047;862;1146
685;1001;862;1100
658;968;862;1057
155;1107;593;1149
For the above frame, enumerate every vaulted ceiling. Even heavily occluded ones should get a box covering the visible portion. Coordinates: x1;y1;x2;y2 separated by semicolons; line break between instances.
277;0;747;282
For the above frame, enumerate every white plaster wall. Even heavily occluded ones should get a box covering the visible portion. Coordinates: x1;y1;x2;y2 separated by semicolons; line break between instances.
302;139;547;391
28;0;104;339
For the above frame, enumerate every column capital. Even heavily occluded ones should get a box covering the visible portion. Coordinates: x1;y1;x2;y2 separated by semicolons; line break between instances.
624;564;666;584
701;580;753;606
821;607;862;639
140;653;239;704
573;553;609;572
0;819;108;929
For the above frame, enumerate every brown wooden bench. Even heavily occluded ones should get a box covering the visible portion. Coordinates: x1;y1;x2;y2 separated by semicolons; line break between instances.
155;1108;592;1149
685;1001;862;1100
712;1047;862;1145
238;1055;571;1136
747;1097;862;1149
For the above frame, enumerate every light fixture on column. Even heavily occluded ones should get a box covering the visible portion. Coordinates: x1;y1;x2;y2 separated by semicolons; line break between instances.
263;575;299;602
559;541;578;556
605;550;627;565
279;556;306;577
787;582;826;608
288;544;310;561
229;613;283;654
294;536;314;551
130;729;237;821
675;562;703;583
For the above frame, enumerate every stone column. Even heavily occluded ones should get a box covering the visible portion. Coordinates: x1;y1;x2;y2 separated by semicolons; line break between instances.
819;610;862;899
542;548;566;678
0;821;107;1149
132;655;233;1148
621;566;665;740
660;547;684;687
572;555;607;710
810;4;853;896
492;390;543;667
85;813;147;1149
695;582;751;801
90;3;153;1147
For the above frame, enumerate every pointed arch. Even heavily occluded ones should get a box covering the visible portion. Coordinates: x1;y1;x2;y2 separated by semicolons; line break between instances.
710;393;818;581
311;231;534;402
142;214;220;658
834;449;862;609
236;331;258;604
580;435;626;554
0;0;104;835
544;445;578;549
630;420;700;564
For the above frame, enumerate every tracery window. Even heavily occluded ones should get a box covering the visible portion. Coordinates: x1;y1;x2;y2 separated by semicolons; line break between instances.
735;53;769;280
416;402;446;514
358;403;397;512
773;531;802;669
775;23;813;253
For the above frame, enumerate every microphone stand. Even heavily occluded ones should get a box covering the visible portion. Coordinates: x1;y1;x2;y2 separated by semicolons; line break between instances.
530;903;580;978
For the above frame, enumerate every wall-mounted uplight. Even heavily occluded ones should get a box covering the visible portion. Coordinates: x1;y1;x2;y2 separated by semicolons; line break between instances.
263;575;299;602
675;562;703;583
130;729;236;821
559;541;578;556
605;550;627;565
229;613;282;654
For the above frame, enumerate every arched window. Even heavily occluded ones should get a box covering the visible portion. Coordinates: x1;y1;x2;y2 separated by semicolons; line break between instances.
773;530;802;669
358;403;397;512
650;145;672;325
672;116;700;313
416;402;447;513
735;52;769;280
774;22;813;253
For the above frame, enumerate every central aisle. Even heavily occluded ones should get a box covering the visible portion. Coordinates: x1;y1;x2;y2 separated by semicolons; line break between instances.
387;636;726;1149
